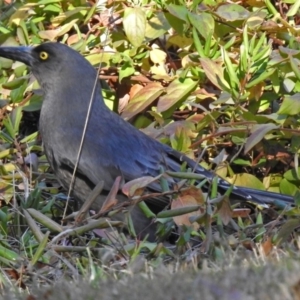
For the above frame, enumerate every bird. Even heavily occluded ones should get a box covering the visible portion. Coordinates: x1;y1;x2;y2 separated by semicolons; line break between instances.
0;43;295;239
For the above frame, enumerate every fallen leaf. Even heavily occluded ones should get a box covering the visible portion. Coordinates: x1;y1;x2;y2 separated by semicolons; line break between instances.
122;175;162;197
217;196;232;225
100;176;121;212
172;186;204;229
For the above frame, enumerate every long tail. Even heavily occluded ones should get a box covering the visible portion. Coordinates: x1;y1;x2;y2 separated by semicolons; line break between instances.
168;148;295;207
218;180;295;206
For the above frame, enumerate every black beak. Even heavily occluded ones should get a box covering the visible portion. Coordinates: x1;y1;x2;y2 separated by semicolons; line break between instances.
0;46;34;67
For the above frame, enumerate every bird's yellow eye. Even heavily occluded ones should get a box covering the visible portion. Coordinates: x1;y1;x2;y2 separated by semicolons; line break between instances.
39;51;49;60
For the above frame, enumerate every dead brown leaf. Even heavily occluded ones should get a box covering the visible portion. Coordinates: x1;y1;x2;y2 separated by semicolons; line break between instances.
172;186;204;229
100;176;122;213
122;175;162;197
217;196;232;225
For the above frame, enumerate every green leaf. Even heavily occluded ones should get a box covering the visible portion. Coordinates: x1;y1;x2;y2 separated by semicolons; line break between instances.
166;4;189;21
27;208;63;233
22;94;43;112
30;231;50;266
278;94;300;115
216;4;250;21
286;0;300;17
38;0;62;4
85;52;114;67
289;56;300;81
123;7;146;47
280;178;299;196
192;27;205;57
119;61;135;82
283;78;295;93
2;77;26;89
138;201;156;218
145;12;171;41
3;107;22;139
232;159;252;166
276;218;300;245
222;47;240;90
227;173;265;190
164;13;185;35
43;4;61;13
10;81;27;103
0;245;21;262
188;12;214;40
284;168;300;182
246;68;276;88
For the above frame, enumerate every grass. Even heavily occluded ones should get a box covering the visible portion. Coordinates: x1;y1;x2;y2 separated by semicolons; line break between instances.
0;0;300;297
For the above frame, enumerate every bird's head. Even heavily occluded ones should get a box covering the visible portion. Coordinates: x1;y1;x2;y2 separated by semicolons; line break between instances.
0;43;98;91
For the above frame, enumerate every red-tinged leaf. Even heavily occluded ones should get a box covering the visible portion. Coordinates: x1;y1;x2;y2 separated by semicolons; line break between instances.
200;58;230;90
122;175;162;197
129;84;144;99
181;186;205;205
5;268;26;289
67;34;84;45
123;7;146;47
157;78;198;112
232;208;251;218
122;82;164;120
242;240;256;251
262;237;273;256
164;120;197;138
38;29;59;41
244;123;279;154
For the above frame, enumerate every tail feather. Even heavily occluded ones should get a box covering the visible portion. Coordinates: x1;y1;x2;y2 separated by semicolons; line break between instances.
171;149;295;207
235;185;294;205
218;181;295;206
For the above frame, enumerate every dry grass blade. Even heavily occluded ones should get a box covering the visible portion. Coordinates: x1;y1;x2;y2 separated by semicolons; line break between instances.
27;208;63;233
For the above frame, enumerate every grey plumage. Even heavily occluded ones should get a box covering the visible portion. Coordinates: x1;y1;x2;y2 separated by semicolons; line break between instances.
0;43;295;239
